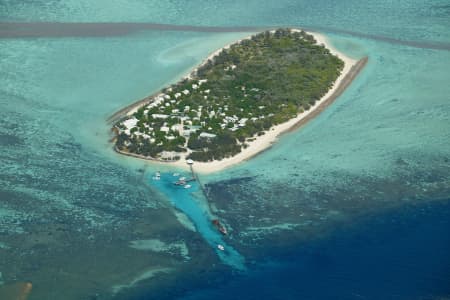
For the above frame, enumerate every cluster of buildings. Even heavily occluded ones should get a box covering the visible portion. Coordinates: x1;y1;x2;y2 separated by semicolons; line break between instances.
116;75;272;154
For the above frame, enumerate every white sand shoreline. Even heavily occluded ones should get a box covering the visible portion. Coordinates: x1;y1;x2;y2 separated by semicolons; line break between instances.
114;29;361;174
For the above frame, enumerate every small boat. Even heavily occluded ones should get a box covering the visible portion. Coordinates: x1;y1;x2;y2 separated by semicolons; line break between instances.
212;219;228;235
172;173;180;177
153;171;161;180
217;244;225;251
184;184;191;189
174;180;186;186
219;226;227;235
179;176;186;181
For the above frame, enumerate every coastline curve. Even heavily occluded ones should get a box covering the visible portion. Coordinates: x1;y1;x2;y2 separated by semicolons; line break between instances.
109;30;367;173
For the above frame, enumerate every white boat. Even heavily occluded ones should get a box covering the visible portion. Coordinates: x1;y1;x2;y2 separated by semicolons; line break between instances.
172;173;180;177
153;171;161;180
179;176;186;181
174;180;186;186
217;244;225;251
184;184;191;189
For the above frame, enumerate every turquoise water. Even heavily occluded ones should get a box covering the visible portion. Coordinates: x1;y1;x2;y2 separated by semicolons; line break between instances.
150;172;245;270
1;1;449;299
2;0;449;43
208;38;450;182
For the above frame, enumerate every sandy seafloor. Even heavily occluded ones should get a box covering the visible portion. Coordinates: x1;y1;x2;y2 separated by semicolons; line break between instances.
0;1;449;299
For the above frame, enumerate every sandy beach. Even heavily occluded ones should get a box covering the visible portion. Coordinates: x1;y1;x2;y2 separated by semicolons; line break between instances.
112;30;367;174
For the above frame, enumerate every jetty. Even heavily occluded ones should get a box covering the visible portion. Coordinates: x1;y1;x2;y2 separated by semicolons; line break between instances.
186;160;228;235
188;163;208;199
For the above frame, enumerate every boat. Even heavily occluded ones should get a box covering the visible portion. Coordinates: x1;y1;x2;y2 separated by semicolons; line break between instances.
172;173;180;177
184;184;191;189
174;180;186;186
179;176;186;181
153;171;161;180
212;219;228;235
217;244;225;251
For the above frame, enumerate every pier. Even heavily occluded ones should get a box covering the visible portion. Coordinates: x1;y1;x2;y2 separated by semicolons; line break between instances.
189;164;208;200
187;163;217;219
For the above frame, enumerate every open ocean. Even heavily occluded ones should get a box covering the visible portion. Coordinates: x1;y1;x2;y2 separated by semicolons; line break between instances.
0;1;449;299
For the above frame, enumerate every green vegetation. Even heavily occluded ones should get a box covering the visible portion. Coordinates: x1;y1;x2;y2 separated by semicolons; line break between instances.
114;28;344;162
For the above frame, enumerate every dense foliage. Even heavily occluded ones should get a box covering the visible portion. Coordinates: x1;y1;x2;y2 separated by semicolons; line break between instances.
115;29;344;162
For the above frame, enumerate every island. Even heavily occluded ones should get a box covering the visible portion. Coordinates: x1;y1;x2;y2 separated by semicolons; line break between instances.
110;28;367;173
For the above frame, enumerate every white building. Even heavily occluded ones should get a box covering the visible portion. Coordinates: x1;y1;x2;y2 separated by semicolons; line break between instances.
123;117;138;129
152;114;169;119
171;124;182;131
225;116;238;123
239;118;248;125
199;132;217;139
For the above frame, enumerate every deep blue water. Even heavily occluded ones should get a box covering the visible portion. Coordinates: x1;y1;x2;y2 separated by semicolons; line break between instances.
168;200;450;300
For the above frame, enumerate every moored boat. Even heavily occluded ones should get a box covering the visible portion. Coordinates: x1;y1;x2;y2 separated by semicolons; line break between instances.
212;219;228;235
